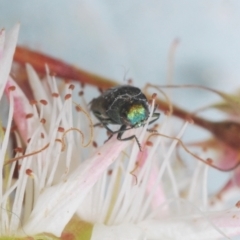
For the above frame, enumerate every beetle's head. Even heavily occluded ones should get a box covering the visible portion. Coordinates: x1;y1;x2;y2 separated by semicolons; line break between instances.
120;101;149;127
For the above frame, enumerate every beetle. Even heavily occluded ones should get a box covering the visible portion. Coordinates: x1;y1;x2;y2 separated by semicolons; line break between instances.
90;85;160;150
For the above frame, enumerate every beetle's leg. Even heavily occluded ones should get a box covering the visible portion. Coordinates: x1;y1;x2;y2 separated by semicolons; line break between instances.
93;122;103;127
102;125;126;143
149;112;160;125
93;117;113;128
147;112;160;133
101;124;141;150
103;124;134;134
117;125;142;151
147;128;157;133
103;125;115;143
104;133;114;143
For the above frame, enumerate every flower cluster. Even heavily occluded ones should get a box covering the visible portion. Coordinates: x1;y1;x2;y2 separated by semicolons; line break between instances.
0;25;240;240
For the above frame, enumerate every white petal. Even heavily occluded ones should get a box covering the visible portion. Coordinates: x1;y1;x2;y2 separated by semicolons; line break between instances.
5;77;35;142
22;138;130;236
26;64;52;116
91;223;144;240
92;208;240;240
0;24;19;99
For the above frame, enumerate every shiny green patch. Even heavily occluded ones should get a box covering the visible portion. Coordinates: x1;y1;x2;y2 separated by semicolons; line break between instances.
127;104;146;125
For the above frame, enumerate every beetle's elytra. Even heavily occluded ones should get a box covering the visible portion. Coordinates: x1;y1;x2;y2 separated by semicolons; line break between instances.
90;85;160;150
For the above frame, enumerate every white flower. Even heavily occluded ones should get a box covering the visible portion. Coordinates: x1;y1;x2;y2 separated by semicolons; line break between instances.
0;25;240;240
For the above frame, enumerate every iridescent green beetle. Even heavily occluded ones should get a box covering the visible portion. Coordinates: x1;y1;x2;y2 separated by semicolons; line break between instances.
90;85;160;150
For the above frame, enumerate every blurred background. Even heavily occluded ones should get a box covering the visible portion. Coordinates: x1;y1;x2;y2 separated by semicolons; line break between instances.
1;0;240;194
1;1;240;101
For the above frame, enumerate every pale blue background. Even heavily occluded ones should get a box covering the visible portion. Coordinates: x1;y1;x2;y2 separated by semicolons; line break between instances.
1;1;240;197
1;1;240;95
